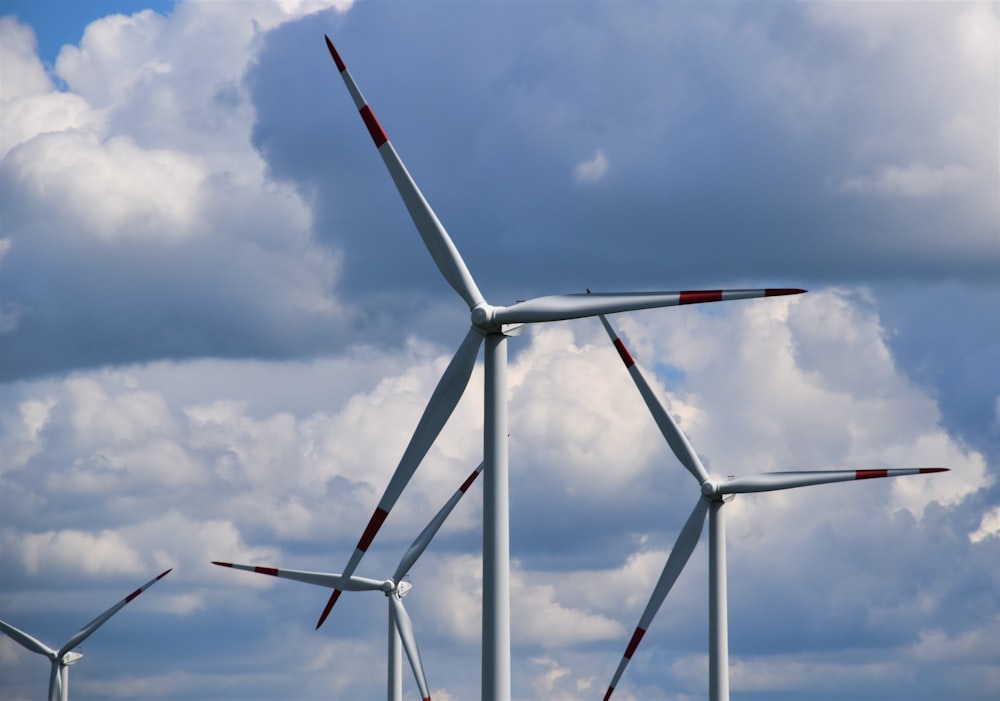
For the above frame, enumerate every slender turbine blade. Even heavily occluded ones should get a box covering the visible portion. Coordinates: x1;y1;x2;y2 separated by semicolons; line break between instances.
211;562;385;592
323;35;485;310
389;595;432;701
58;663;69;701
605;498;710;701
48;661;61;701
0;619;56;658
317;327;483;628
599;314;711;485
393;462;484;582
493;288;805;325
57;569;171;658
719;467;949;494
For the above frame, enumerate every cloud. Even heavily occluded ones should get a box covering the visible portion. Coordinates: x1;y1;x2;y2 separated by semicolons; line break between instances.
1;2;998;700
0;7;351;380
12;529;146;577
970;505;1000;544
838;163;973;198
573;149;609;184
1;285;997;700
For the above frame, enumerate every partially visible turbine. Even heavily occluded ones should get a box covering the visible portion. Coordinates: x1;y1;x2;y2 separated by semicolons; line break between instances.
214;462;484;701
598;314;948;701
319;35;805;700
0;569;172;701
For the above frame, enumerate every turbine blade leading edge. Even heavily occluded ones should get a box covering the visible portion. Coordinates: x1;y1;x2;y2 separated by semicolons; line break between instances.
0;619;56;658
599;314;711;485
390;595;432;701
719;467;949;494
323;35;484;310
605;498;709;701
493;288;804;325
48;662;62;701
317;327;483;628
393;462;484;583
57;569;171;659
212;562;385;591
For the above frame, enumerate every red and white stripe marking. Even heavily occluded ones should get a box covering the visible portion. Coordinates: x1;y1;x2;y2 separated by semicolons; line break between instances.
325;35;389;149
212;562;279;577
125;568;171;603
857;467;947;480
459;464;484;493
678;288;805;305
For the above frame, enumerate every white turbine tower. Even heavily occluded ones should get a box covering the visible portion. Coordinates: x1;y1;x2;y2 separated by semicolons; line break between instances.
214;462;484;701
318;35;805;700
0;569;171;701
597;314;948;701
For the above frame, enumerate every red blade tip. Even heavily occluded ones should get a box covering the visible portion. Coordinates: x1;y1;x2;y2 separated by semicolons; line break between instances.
323;35;346;72
212;561;234;567
316;589;342;630
919;467;949;474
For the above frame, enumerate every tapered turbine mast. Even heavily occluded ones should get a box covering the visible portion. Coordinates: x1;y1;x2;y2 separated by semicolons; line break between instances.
598;314;948;701
215;462;484;701
0;569;171;701
319;35;805;700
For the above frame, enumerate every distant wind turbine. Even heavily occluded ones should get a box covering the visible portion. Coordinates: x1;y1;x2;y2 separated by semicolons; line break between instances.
598;314;948;701
0;569;172;701
319;34;805;700
214;462;484;701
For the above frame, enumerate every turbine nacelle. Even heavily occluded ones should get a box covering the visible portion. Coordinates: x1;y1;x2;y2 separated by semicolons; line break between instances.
61;652;83;666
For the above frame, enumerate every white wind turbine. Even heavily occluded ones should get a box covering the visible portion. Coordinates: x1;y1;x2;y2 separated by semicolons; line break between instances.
597;314;948;701
214;462;484;701
318;34;805;699
0;569;171;701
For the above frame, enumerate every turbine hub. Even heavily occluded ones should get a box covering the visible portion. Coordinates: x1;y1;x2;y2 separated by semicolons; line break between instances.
701;480;723;500
470;302;497;331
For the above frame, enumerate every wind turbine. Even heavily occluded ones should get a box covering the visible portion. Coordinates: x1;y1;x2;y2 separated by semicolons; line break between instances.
0;569;171;701
319;34;805;699
597;313;948;701
214;462;484;701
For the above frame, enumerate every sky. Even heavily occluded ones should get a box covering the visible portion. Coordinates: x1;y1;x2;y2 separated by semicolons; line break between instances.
0;0;998;699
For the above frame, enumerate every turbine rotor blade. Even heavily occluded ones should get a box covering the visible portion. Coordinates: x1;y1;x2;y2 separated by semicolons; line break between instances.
211;562;385;592
605;498;709;701
393;462;484;583
48;662;61;701
389;594;432;701
599;315;711;485
0;619;56;658
317;327;483;628
323;35;484;310
719;467;949;494
57;569;171;658
494;288;804;325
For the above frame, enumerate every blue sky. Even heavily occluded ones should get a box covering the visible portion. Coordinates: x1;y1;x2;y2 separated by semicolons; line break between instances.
0;1;998;700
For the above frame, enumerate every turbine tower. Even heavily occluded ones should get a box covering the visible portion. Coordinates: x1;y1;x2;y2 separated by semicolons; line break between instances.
0;569;171;701
598;313;948;701
215;462;485;701
319;35;805;700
